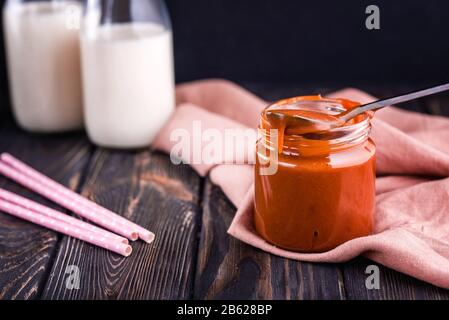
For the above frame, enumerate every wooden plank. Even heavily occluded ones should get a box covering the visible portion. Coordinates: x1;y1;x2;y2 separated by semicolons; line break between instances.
194;181;345;300
42;150;202;300
342;257;449;300
0;119;91;300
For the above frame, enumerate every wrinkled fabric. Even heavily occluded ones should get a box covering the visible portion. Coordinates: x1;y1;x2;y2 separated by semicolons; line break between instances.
154;79;449;289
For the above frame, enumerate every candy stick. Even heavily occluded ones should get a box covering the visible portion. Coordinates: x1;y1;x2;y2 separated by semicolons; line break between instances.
0;199;132;257
0;188;128;244
0;161;139;241
1;153;154;243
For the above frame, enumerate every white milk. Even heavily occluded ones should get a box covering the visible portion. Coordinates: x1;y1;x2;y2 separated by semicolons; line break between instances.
3;1;83;132
81;23;175;148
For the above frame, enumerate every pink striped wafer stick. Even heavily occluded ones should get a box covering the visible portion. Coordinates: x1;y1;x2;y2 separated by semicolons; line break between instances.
1;153;155;243
0;188;128;244
0;153;134;231
0;153;155;243
0;199;132;257
0;161;139;241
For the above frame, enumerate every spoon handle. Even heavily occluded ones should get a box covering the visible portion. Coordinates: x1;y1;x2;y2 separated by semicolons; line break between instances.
341;82;449;121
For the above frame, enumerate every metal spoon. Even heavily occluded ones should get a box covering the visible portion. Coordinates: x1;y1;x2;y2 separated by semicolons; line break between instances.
278;82;449;133
339;82;449;123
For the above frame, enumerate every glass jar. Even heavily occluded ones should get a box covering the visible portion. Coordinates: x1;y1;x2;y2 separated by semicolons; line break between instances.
255;96;376;253
81;0;175;149
3;0;83;132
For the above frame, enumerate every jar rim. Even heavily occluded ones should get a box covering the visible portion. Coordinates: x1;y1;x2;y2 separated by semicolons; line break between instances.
260;95;373;154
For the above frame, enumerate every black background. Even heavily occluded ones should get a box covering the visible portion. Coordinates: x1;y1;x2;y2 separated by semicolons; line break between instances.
166;0;449;85
0;0;449;112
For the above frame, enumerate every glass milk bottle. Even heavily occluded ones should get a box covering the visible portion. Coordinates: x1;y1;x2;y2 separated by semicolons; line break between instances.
3;0;84;132
81;0;175;148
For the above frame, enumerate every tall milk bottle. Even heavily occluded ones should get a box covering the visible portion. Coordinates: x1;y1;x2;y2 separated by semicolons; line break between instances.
3;0;84;132
81;0;175;148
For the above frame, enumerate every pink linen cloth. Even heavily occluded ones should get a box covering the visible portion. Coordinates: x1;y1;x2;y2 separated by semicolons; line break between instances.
154;79;449;289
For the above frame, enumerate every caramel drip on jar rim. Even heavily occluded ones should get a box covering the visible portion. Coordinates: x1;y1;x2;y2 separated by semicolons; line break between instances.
260;95;364;154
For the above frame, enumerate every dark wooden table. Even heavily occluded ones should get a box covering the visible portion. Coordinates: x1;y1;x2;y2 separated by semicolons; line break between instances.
0;84;448;300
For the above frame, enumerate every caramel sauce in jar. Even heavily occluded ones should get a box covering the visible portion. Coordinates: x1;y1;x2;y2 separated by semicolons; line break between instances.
254;96;375;252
